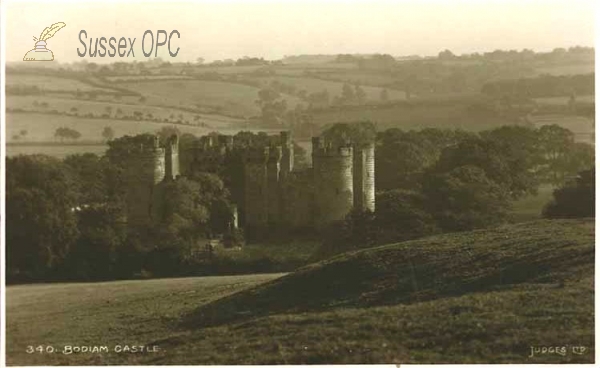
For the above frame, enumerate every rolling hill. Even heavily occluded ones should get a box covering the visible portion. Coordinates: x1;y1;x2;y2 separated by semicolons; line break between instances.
6;219;594;365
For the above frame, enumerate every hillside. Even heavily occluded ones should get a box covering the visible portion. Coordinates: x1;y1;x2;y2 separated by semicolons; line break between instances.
5;219;594;365
187;219;594;327
160;219;593;364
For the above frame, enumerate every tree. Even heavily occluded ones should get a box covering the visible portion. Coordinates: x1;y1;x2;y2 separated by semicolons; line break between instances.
63;153;109;205
435;131;538;199
67;205;126;280
54;127;81;142
438;49;456;60
543;169;594;218
322;121;377;149
102;126;115;142
339;83;356;105
6;155;79;281
537;125;592;186
380;88;389;102
256;88;288;126
422;165;511;232
375;189;438;243
355;84;367;105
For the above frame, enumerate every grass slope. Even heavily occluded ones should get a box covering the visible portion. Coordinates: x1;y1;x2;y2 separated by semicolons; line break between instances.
6;274;284;365
6;219;594;365
188;219;593;327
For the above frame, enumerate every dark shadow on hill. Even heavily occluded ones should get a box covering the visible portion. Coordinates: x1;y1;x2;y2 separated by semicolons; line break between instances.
181;219;594;329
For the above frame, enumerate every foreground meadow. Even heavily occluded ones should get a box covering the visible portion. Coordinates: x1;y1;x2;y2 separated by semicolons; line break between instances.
6;219;594;365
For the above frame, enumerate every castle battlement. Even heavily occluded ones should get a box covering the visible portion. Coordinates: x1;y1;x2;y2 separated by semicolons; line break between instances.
126;129;375;236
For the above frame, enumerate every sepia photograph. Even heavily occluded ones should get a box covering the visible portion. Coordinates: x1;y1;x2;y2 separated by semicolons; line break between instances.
2;0;596;365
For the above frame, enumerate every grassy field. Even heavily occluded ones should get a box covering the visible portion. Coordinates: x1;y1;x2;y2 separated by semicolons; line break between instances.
310;99;523;132
6;219;594;365
6;143;109;159
6;274;284;365
119;79;301;117
7;96;242;128
5;112;248;143
533;63;595;76
533;95;595;105
510;185;554;222
251;75;407;101
7;74;115;93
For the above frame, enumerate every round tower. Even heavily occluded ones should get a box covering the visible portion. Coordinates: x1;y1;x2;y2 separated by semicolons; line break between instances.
363;142;375;211
312;137;354;228
165;134;180;181
126;137;166;227
353;142;375;212
267;146;282;226
243;146;269;231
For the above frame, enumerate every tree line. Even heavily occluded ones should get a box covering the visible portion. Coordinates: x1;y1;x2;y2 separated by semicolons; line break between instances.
317;122;595;257
6;124;594;282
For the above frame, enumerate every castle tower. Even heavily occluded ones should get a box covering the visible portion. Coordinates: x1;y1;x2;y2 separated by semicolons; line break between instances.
312;137;354;227
165;134;180;181
126;136;166;227
280;131;294;177
244;146;269;230
353;142;376;212
267;146;282;226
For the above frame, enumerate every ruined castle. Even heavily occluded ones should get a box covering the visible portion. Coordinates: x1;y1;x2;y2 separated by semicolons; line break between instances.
125;131;375;235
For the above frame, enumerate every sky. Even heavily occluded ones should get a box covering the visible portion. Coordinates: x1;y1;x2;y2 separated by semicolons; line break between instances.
3;0;597;63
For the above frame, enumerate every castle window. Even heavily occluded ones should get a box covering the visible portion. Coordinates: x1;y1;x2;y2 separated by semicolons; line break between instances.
336;188;340;195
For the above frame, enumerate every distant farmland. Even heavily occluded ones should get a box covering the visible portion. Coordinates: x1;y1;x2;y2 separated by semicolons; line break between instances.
251;75;407;101
6;112;240;143
118;79;301;117
7;73;115;93
7;96;242;128
310;100;526;132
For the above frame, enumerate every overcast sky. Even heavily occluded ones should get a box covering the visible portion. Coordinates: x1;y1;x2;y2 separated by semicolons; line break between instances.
4;0;597;63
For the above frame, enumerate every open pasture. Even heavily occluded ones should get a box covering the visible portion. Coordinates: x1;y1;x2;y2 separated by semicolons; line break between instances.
7;73;115;93
119;79;301;117
6;274;284;366
6;112;241;143
7;96;243;128
310;101;523;132
252;75;406;101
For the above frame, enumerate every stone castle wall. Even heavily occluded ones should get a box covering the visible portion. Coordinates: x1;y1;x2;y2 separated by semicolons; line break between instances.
353;142;375;212
127;131;375;234
312;138;354;227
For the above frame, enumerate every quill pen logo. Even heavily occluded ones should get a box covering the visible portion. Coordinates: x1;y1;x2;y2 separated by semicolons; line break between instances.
23;22;66;61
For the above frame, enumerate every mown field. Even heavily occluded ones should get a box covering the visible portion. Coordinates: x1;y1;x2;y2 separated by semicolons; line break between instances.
6;219;594;365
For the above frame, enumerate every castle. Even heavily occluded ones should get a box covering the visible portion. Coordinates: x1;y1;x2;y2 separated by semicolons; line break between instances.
126;131;375;237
